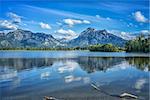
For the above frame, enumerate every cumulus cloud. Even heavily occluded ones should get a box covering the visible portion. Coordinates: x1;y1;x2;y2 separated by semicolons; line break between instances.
55;28;78;40
57;29;76;35
0;20;18;31
83;20;90;24
96;15;101;18
7;12;21;23
106;17;111;20
108;30;135;40
63;18;90;27
133;11;148;23
0;12;21;31
39;22;51;29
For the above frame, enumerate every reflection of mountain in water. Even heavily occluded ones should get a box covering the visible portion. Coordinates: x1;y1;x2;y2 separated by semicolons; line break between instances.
78;57;125;73
0;57;149;73
0;58;54;71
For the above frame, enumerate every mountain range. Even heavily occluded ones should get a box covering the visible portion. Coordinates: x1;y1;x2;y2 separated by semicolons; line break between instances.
0;28;128;48
0;29;60;48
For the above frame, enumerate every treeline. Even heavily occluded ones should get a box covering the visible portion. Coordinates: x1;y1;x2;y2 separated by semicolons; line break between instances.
0;44;122;52
125;35;150;53
89;44;123;52
0;47;88;51
89;35;150;52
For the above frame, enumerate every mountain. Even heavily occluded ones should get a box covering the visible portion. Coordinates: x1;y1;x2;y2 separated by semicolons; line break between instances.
68;27;127;47
0;28;128;48
0;29;61;48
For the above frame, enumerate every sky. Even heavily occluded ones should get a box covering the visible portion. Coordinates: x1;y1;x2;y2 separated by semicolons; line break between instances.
0;0;149;39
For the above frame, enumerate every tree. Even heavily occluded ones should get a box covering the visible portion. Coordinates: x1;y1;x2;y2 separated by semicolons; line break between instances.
89;44;120;52
125;35;150;53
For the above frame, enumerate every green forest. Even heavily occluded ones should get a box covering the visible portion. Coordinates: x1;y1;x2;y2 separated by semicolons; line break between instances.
89;35;150;52
125;35;150;53
89;44;122;52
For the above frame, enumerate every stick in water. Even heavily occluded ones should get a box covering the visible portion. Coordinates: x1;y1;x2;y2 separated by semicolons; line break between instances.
91;83;138;99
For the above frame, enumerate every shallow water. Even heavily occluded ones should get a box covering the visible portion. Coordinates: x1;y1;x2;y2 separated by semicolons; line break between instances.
0;51;149;100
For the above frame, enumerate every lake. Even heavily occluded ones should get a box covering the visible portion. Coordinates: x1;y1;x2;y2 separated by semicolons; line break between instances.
0;51;149;100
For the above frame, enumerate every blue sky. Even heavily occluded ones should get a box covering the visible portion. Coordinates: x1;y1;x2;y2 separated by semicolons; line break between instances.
0;0;149;39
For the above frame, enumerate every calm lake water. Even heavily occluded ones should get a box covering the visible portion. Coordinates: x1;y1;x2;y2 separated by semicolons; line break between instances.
0;51;149;100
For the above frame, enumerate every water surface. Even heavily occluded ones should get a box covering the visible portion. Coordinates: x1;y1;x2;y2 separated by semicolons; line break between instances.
0;51;149;100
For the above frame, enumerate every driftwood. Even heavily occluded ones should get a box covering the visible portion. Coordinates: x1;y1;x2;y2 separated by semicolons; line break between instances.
91;83;138;99
120;93;138;99
44;83;138;100
44;96;58;100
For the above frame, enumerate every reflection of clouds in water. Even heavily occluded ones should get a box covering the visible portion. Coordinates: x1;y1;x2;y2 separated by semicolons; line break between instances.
65;75;82;83
0;67;21;89
64;75;91;84
135;78;147;90
58;61;78;73
40;71;50;80
56;60;91;84
107;61;130;72
10;77;21;89
0;68;18;81
144;67;149;72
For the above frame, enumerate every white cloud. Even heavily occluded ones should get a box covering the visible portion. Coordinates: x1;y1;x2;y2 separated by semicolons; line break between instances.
106;17;111;20
56;22;62;26
108;30;136;40
133;11;148;23
63;19;82;27
96;15;100;18
25;5;124;29
55;28;78;40
7;12;21;23
83;20;91;24
63;18;90;27
140;30;150;34
0;12;21;31
96;15;111;21
0;20;18;31
57;29;76;35
39;22;51;29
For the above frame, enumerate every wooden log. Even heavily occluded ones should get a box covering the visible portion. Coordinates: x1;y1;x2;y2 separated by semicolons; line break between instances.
44;96;57;100
120;93;138;99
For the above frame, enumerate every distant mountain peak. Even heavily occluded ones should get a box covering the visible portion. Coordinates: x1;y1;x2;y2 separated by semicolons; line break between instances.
87;27;95;31
101;29;107;33
97;29;108;35
68;28;127;47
